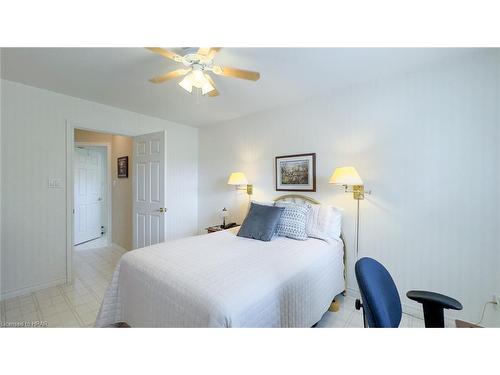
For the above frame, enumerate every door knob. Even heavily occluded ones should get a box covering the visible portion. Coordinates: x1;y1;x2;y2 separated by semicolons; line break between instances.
157;207;166;213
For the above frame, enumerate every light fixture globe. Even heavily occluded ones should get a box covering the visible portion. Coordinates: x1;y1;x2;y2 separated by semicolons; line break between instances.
178;75;193;93
178;69;215;95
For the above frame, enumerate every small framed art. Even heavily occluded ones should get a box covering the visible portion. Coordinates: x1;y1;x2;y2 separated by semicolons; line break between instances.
117;156;128;178
275;153;316;192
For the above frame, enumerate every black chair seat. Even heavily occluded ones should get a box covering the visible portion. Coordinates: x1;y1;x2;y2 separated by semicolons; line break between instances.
407;290;463;310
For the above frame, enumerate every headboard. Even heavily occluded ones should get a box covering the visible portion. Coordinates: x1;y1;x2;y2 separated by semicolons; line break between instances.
273;194;320;205
273;193;347;293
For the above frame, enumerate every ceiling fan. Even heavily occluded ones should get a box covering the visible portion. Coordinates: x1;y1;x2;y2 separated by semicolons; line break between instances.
146;47;260;97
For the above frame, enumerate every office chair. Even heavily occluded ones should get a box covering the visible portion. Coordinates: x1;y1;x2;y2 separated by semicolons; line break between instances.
354;257;462;328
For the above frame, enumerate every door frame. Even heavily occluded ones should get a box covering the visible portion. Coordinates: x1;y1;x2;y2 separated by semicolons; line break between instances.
65;120;119;283
65;121;167;284
74;141;112;247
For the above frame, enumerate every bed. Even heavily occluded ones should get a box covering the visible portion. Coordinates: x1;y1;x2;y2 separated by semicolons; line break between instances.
95;195;345;327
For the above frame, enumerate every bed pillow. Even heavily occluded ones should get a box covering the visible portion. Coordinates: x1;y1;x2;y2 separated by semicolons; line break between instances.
237;202;284;241
250;199;274;206
274;201;310;241
306;204;343;241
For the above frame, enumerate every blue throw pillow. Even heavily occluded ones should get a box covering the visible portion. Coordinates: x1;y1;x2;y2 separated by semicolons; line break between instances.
237;202;284;241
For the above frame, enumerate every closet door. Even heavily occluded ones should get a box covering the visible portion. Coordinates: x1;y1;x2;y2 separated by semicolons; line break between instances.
133;131;167;249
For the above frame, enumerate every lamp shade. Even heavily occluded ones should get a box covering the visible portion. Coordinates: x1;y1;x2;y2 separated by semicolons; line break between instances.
329;166;363;186
227;172;248;185
178;75;193;93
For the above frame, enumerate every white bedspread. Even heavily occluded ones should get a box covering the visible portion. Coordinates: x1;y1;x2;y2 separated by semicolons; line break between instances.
95;228;344;327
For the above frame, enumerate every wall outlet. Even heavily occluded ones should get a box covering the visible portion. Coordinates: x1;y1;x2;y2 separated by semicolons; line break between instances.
48;178;63;189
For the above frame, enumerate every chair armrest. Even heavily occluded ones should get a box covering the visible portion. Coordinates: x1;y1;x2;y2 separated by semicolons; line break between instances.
406;290;462;311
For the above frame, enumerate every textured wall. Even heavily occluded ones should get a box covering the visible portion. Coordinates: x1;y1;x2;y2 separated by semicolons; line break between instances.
111;135;133;250
199;50;499;324
1;80;198;297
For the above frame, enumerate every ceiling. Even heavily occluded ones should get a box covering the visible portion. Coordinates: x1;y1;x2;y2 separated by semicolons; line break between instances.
1;48;477;127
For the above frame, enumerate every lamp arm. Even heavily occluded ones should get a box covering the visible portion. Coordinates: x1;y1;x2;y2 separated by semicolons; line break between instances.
342;185;372;195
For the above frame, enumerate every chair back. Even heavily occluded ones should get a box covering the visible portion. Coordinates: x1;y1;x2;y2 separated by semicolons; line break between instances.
355;257;402;328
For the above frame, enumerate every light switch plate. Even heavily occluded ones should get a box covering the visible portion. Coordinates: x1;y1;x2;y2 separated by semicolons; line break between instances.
48;178;63;189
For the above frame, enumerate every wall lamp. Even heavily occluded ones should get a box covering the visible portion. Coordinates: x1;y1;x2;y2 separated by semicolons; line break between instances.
329;166;371;260
227;172;253;195
329;166;370;200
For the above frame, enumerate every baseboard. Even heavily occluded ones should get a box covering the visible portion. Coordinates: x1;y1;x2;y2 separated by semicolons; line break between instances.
111;243;128;253
0;277;67;301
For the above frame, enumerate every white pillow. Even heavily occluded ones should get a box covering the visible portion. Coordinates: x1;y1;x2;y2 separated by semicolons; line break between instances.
306;204;342;241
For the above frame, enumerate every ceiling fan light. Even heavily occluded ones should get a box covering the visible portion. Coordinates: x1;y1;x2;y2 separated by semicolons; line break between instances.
179;75;193;93
191;69;206;88
201;75;215;95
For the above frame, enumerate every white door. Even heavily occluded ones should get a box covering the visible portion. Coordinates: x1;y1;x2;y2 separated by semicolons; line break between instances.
74;147;102;245
133;131;167;249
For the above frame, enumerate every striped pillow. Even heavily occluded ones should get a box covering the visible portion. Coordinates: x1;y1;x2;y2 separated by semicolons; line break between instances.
274;202;311;240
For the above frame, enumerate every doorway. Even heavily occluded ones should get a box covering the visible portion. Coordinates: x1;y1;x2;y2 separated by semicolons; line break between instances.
69;126;134;285
66;122;167;284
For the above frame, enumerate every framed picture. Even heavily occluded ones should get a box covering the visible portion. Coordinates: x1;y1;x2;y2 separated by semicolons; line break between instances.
275;153;316;192
117;156;128;178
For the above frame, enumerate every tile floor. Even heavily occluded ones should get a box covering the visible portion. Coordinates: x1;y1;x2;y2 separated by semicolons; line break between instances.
1;237;438;328
1;238;126;328
315;294;431;328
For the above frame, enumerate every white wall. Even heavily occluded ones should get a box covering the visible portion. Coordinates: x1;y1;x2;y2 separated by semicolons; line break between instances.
199;50;500;324
0;80;198;298
110;135;134;250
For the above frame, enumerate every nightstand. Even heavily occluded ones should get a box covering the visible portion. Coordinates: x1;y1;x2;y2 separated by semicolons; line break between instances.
206;224;239;233
206;225;224;233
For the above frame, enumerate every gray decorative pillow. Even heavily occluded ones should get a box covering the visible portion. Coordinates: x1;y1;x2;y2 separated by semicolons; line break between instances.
237;203;285;241
274;202;311;240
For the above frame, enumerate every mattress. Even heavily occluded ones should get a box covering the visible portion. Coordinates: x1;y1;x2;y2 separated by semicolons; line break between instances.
95;228;345;327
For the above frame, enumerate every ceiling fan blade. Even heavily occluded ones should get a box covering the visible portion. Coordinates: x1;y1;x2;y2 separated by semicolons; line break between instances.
212;65;260;81
208;88;219;97
197;47;221;60
146;47;183;62
149;68;190;84
207;48;221;60
197;47;211;55
205;75;219;97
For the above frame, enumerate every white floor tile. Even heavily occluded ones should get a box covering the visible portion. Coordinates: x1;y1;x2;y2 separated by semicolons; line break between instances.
346;311;365;328
411;316;426;328
0;244;125;328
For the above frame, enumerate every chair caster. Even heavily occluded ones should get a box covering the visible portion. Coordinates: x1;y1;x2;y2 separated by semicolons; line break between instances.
355;299;363;310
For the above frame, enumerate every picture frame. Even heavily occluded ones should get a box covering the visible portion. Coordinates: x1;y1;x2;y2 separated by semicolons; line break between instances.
117;156;128;178
275;153;316;192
